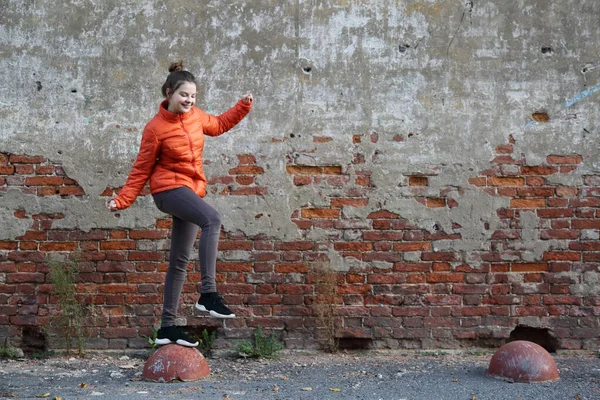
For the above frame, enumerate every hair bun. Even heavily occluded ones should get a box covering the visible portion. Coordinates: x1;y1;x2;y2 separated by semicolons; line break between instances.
168;60;184;73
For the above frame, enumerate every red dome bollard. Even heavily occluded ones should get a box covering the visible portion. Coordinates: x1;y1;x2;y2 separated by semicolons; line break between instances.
143;344;211;382
488;340;559;383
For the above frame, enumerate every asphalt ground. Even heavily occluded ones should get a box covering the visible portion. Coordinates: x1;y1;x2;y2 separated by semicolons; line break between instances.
1;350;599;399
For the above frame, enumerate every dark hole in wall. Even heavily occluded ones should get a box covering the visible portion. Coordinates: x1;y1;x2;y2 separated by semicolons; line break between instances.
541;46;553;54
21;326;48;355
398;44;411;53
508;325;559;353
337;337;373;350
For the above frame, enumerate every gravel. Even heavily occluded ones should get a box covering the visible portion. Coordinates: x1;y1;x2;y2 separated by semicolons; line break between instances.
1;350;599;399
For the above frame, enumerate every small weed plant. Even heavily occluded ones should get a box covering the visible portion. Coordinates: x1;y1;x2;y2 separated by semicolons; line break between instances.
311;262;339;353
198;329;217;357
143;327;159;355
236;326;283;359
0;338;21;359
48;254;91;356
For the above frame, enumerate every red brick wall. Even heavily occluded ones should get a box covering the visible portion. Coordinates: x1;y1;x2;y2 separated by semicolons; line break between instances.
1;142;599;351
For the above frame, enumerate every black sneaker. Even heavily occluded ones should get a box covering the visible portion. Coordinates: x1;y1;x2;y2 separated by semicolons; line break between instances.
155;326;199;347
195;292;236;318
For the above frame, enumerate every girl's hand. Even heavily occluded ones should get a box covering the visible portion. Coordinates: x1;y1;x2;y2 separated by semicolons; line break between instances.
241;93;253;104
107;199;118;212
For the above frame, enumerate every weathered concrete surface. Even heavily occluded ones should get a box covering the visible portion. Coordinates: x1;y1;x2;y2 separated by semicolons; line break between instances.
2;0;598;239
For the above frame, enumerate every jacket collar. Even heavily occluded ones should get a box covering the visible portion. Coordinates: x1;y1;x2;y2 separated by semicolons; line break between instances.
158;100;195;122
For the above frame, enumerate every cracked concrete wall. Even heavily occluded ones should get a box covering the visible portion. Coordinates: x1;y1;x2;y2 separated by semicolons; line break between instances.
2;0;599;251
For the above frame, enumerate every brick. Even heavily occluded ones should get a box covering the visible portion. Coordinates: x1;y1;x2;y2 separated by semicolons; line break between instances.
511;263;548;272
34;165;54;175
489;177;525;186
516;187;555;197
235;175;255;185
367;274;403;284
127;251;164;261
8;252;45;262
313;136;333;143
426;273;464;283
367;210;400;219
15;165;34;174
491;156;521;165
540;230;579;240
301;208;339;219
468;177;486;186
521;166;558;175
556;186;579;197
542;252;581;261
495;144;513;154
323;166;343;175
39;242;77;252
394;242;431;252
0;165;16;175
100;241;136;250
330;198;369;208
546;155;583;165
421;252;460;262
230;187;267;196
510;198;546;209
570;198;600;208
363;231;403;241
286;165;322;175
536;209;573;219
7;272;45;283
274;263;308;273
525;176;545;186
59;187;85;196
293;175;312;186
229;165;264;175
363;252;401;262
25;176;63;186
9;155;47;164
424;198;445;208
0;241;18;250
277;241;314;251
236;154;256;165
572;220;600;230
408;176;428;187
569;242;600;251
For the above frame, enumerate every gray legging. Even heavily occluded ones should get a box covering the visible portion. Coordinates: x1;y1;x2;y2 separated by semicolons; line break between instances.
152;186;221;328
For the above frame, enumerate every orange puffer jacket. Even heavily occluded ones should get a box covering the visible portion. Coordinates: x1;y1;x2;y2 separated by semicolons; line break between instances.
113;99;252;210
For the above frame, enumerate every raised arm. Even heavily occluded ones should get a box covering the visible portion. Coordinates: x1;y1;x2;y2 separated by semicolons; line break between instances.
202;93;253;137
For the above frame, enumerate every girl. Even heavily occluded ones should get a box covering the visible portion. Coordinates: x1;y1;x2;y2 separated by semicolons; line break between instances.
108;61;253;347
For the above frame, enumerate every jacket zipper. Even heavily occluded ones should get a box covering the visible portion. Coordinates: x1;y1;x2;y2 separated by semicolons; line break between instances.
181;115;199;189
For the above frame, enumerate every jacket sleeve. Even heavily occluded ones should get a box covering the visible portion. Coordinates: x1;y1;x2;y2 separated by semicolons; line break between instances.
113;127;159;210
201;100;252;137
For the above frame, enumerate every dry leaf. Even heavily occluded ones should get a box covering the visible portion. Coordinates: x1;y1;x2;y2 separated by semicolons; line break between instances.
283;377;289;380
472;396;477;400
273;385;279;392
329;388;341;392
301;387;313;391
53;397;62;400
452;378;459;382
35;394;51;399
80;383;88;389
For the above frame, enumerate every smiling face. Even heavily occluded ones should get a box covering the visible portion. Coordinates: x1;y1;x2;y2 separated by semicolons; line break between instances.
167;81;197;114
